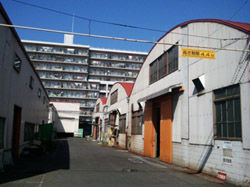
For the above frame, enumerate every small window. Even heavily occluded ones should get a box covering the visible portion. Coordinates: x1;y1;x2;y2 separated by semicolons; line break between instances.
110;90;118;105
214;84;241;139
43;96;46;104
29;76;34;89
24;122;35;142
149;45;178;84
132;110;143;135
0;117;5;149
38;88;41;98
119;114;126;133
13;54;22;73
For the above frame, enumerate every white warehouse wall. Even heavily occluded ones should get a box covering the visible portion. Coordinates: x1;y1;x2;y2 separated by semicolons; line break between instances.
129;20;250;185
0;7;49;166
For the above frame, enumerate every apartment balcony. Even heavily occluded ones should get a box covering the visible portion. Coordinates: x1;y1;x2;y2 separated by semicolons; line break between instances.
90;56;144;64
40;78;90;83
88;73;137;79
29;54;88;65
32;59;88;66
44;87;100;92
24;45;89;57
49;96;98;100
80;104;95;109
36;68;88;74
79;111;93;117
89;65;140;72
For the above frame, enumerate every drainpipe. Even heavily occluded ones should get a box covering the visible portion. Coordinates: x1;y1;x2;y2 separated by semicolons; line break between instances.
126;96;130;149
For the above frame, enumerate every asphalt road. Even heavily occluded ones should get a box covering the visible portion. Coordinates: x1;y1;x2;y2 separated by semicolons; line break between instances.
0;138;234;187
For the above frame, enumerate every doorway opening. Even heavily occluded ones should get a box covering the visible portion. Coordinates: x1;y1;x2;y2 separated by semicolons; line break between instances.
154;107;161;157
12;105;22;160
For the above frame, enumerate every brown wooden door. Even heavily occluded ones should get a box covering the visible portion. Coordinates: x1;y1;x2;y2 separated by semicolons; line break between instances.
144;101;155;158
12;105;22;159
160;95;173;163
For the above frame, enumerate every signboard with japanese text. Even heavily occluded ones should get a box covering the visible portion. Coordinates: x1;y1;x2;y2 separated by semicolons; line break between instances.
181;48;215;59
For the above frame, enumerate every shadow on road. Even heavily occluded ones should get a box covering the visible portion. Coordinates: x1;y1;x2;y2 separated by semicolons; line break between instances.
0;139;70;184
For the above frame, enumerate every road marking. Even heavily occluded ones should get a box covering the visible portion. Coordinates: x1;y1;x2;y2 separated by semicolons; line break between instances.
38;175;45;187
131;155;167;169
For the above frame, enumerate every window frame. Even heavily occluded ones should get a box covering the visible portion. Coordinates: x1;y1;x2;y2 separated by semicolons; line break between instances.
149;44;178;84
24;122;35;142
131;110;144;135
110;90;118;105
213;84;242;141
119;114;126;134
29;76;34;89
13;53;22;73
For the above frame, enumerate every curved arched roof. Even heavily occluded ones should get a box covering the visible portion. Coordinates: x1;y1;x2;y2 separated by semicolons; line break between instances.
149;19;250;55
113;82;134;96
99;97;107;105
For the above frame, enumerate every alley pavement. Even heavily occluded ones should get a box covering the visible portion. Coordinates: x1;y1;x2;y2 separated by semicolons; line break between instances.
0;138;234;187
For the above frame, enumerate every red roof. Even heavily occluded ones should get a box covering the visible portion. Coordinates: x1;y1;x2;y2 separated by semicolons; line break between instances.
99;97;107;105
116;82;134;96
147;19;250;56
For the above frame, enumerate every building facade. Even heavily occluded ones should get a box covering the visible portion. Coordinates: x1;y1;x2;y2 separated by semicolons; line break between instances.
128;19;250;185
0;3;50;169
22;40;147;129
94;19;250;185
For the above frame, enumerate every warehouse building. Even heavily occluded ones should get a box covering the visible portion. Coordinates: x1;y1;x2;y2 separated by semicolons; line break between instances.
0;3;49;169
128;19;250;185
92;97;107;141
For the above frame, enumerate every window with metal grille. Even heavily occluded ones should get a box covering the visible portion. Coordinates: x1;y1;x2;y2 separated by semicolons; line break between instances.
0;117;5;149
119;114;126;133
24;122;35;142
110;90;118;105
132;110;144;135
109;113;116;126
214;84;241;139
149;45;178;84
13;54;22;73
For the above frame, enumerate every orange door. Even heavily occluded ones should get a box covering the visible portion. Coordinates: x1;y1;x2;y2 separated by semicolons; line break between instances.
144;101;155;158
160;95;173;163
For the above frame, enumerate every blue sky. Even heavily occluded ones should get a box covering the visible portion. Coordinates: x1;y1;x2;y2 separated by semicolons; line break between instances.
1;0;250;52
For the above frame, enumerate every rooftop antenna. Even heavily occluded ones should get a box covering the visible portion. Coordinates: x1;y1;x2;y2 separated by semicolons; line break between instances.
71;13;75;32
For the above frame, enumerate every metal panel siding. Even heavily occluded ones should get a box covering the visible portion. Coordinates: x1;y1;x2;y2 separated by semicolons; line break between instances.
144;102;154;157
160;95;173;163
241;82;250;149
189;93;213;144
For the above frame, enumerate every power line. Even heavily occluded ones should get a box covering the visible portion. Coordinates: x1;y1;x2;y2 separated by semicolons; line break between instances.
11;0;166;33
229;0;249;19
10;0;248;41
0;23;249;53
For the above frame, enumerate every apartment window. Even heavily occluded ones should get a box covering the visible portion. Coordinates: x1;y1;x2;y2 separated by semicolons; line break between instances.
132;110;143;135
214;84;241;139
29;76;34;89
24;122;35;142
110;90;118;105
150;45;178;84
0;117;5;149
96;103;100;112
119;114;126;133
13;54;22;73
